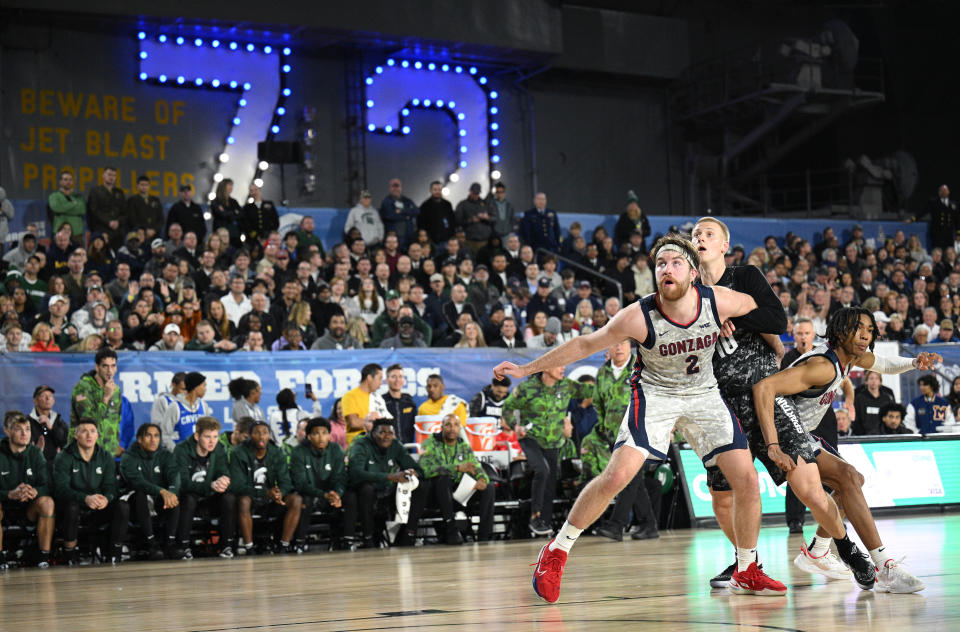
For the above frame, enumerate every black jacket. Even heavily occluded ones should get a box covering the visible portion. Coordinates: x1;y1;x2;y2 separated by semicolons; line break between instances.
418;197;456;244
383;392;417;444
442;301;480;332
241;200;279;242
166;201;207;242
27;409;69;463
490;335;526;349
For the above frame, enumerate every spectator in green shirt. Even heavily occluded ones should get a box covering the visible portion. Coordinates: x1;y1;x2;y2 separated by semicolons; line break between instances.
48;170;86;242
0;412;55;568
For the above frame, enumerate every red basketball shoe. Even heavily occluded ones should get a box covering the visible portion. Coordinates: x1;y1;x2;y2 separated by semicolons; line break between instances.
531;540;568;603
728;562;788;596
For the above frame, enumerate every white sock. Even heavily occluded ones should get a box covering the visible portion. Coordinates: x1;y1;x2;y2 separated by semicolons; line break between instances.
869;546;889;568
810;535;831;557
549;521;583;553
736;547;758;572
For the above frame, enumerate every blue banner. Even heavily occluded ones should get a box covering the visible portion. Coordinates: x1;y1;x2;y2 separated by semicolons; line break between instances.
0;349;604;441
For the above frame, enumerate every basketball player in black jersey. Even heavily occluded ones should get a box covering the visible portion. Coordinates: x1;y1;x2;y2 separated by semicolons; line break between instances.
693;217;793;587
693;217;874;590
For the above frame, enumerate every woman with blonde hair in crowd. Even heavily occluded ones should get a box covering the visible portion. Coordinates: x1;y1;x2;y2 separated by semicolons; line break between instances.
29;322;61;352
328;277;352;318
454;321;487;348
573;299;595;332
286;301;318;347
746;246;769;269
907;234;928;263
64;333;103;353
346;316;370;347
206;299;235;341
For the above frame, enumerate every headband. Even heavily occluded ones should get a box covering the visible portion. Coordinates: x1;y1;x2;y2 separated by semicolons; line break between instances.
655;243;696;269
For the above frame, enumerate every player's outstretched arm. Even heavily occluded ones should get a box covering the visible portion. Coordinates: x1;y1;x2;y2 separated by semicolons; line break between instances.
493;303;643;380
855;351;942;374
752;357;838;471
712;285;758;322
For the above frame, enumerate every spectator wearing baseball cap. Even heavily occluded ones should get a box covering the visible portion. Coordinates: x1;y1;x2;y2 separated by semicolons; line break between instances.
456;182;494;254
27;385;69;466
937;319;959;342
345;189;384;246
149;323;184;351
160;371;213;452
40;294;78;350
144;237;169;279
527;276;563;320
528;315;562;349
565;279;603;316
370;289;404;347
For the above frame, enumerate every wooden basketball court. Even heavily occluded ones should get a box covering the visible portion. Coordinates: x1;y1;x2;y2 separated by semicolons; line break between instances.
1;514;956;631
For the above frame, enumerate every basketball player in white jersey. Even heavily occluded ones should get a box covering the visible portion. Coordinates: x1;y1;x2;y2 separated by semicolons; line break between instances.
693;218;873;589
753;307;940;593
494;235;788;603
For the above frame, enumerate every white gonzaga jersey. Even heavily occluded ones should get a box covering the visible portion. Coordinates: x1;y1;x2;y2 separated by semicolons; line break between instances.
787;343;849;431
633;286;723;395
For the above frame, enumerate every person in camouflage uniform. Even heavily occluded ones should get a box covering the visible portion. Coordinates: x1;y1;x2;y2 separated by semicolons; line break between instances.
70;348;123;457
416;414;494;543
588;341;661;541
501;365;594;536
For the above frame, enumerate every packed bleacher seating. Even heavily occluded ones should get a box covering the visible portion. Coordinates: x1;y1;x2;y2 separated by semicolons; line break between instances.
1;170;958;568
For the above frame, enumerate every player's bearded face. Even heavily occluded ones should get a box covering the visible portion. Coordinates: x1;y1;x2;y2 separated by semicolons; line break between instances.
656;253;694;299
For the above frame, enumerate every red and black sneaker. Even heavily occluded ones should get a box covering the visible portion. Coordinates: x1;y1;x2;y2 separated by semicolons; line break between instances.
531;540;568;603
728;561;788;596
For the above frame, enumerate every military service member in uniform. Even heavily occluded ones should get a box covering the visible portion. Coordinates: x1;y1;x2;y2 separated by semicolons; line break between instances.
127;175;164;241
86;166;127;247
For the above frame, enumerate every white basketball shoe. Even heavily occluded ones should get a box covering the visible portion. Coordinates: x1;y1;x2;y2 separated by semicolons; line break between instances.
875;557;925;593
793;544;853;581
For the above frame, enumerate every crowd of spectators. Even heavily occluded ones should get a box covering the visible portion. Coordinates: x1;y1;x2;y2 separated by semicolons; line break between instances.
3;171;960;568
1;170;655;354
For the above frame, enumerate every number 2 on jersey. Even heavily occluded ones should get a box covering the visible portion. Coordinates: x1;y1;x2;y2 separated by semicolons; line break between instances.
685;355;700;375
